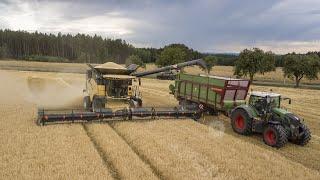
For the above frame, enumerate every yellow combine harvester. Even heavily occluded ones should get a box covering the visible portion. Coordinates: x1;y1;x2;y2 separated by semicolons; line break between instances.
83;62;142;111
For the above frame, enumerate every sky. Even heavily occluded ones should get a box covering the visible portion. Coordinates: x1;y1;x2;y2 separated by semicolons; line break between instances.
0;0;320;54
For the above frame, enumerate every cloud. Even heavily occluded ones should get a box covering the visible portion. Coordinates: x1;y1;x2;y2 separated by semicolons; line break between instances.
0;0;319;53
0;0;140;37
211;40;320;54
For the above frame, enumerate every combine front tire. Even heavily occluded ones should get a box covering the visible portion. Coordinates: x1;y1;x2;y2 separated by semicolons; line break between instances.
293;125;311;146
231;108;252;135
263;124;288;148
83;96;91;111
92;97;105;112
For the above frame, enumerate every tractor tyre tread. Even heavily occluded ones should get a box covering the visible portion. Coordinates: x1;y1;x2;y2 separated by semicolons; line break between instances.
231;108;252;135
263;124;288;148
294;124;311;146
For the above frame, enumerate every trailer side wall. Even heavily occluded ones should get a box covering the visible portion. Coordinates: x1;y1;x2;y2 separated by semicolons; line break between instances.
174;73;250;112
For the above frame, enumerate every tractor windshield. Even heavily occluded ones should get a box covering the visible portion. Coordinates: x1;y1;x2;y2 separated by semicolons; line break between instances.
249;95;280;113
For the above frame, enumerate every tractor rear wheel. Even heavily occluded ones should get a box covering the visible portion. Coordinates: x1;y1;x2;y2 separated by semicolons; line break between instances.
83;96;91;111
292;124;311;146
263;124;288;148
231;108;252;135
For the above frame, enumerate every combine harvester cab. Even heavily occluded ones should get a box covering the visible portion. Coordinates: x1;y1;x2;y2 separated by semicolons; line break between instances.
170;73;250;115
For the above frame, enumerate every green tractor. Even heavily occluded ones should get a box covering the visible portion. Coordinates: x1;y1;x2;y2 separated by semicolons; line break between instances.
230;91;311;148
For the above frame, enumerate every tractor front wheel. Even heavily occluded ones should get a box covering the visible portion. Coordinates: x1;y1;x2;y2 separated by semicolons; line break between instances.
231;108;252;135
292;124;311;146
263;124;288;148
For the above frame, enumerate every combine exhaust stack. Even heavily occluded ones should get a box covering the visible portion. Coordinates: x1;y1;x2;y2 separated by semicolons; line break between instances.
37;107;201;125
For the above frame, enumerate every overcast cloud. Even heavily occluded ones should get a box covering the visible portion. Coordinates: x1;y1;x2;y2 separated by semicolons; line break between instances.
0;0;320;54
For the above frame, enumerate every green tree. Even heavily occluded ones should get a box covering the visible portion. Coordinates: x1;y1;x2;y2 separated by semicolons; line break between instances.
202;55;217;73
283;53;320;87
234;48;275;82
125;55;145;68
156;46;187;67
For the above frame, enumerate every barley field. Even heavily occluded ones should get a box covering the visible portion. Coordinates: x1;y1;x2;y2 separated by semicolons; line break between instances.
0;61;320;179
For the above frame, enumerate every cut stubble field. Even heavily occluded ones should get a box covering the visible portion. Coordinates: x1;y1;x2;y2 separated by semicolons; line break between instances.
0;68;320;179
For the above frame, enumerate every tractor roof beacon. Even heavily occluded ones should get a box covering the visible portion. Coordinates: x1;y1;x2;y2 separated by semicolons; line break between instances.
230;91;311;148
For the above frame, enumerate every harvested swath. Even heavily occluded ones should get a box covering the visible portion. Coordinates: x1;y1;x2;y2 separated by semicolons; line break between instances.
85;123;159;180
0;70;113;179
113;120;320;179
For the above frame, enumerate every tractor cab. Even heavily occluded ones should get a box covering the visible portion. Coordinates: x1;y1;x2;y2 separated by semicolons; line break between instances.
248;92;281;115
248;91;292;116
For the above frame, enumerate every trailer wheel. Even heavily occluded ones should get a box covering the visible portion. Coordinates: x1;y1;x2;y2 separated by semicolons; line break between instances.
263;124;288;148
231;108;252;135
83;96;91;111
292;124;311;146
192;112;202;121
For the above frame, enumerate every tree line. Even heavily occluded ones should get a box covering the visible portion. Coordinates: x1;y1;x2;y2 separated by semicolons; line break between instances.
234;48;320;87
0;29;202;64
0;29;136;64
0;29;236;65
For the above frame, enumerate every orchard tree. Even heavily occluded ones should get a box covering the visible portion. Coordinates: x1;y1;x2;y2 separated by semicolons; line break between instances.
125;55;145;68
202;55;217;73
283;53;320;87
156;46;187;67
234;48;275;82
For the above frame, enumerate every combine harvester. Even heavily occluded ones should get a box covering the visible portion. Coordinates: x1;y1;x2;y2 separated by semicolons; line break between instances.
37;59;311;148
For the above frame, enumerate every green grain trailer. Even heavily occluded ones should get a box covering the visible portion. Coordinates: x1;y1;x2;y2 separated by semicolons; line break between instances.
170;73;250;114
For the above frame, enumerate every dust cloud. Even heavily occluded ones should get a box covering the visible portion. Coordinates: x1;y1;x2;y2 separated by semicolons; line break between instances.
25;75;84;109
